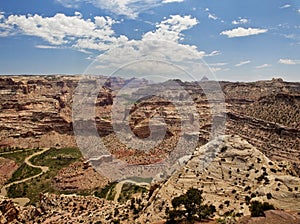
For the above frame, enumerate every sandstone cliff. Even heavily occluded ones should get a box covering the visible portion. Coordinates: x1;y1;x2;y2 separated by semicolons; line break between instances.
0;76;299;174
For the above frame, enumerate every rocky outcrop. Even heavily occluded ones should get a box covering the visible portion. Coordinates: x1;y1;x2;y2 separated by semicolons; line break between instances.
52;160;108;191
0;76;77;148
239;210;300;224
0;76;116;149
0;193;140;224
138;135;300;223
0;76;299;174
1;135;300;223
0;197;19;223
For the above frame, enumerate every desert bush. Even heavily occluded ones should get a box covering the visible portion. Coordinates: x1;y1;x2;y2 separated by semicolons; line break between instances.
166;188;215;224
249;200;275;217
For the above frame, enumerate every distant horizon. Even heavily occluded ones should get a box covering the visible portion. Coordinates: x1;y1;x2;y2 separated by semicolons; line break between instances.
0;73;298;83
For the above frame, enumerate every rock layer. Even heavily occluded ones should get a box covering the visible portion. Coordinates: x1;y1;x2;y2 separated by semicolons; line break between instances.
0;76;299;174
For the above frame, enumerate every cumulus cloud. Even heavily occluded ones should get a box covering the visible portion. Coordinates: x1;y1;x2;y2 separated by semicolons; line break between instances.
0;11;218;78
0;12;213;68
87;15;212;78
220;27;268;38
0;11;15;37
255;64;271;69
235;60;251;67
110;15;204;64
87;38;214;80
232;18;249;25
280;4;291;9
278;59;300;65
0;13;117;45
0;12;199;48
143;15;198;42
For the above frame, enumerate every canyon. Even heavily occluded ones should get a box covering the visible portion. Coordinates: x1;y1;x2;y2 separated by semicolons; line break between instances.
0;75;299;223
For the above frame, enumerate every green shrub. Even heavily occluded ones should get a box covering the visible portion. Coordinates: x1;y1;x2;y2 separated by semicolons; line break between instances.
166;188;215;224
94;182;117;200
249;200;275;217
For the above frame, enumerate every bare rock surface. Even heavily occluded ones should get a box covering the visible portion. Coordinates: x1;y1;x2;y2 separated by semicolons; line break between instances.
0;76;299;175
138;135;300;223
0;193;137;224
239;210;300;224
0;135;299;223
53;160;108;191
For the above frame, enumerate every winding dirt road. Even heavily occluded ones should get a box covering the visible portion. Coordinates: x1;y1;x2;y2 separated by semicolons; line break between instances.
0;148;50;206
0;148;33;156
114;179;150;202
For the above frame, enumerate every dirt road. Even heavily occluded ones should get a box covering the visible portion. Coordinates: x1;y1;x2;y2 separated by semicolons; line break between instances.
0;148;50;206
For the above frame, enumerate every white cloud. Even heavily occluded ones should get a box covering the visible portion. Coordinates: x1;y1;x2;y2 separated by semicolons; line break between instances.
220;27;268;38
0;12;4;20
235;60;251;67
206;50;221;57
278;59;300;65
0;12;217;78
56;0;160;19
143;15;198;42
209;62;228;73
232;18;249;25
74;11;82;17
208;13;218;20
162;0;184;3
35;45;61;49
255;64;271;69
280;4;291;9
209;62;228;67
56;0;185;19
0;13;201;53
89;39;212;79
298;9;300;13
0;13;117;48
124;15;205;63
56;0;81;8
87;15;213;78
0;11;14;36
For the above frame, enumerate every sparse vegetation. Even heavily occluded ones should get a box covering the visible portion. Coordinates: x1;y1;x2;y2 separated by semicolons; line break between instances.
7;147;82;204
94;181;118;200
166;188;216;224
266;193;272;199
249;200;275;217
118;183;147;203
0;148;40;165
7;163;41;184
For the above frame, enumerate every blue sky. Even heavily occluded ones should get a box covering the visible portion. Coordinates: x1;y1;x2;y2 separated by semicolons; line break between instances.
0;0;299;81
